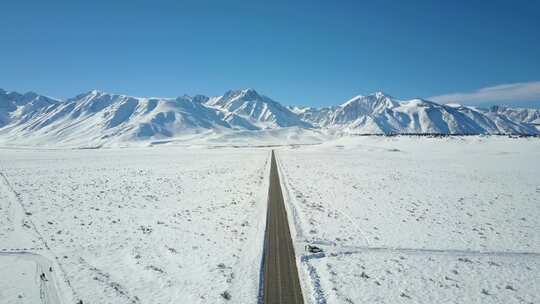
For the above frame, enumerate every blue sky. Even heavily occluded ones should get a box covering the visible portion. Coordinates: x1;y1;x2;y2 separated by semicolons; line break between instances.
1;0;539;107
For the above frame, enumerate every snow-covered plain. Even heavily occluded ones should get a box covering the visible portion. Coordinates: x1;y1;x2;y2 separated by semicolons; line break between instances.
1;136;539;304
0;147;270;303
278;136;540;304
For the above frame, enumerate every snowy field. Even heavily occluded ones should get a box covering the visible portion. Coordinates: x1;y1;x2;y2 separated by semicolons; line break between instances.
278;136;540;304
0;147;269;304
1;136;539;304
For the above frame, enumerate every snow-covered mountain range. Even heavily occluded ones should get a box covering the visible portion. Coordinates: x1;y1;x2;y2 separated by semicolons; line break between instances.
1;88;538;145
293;92;540;135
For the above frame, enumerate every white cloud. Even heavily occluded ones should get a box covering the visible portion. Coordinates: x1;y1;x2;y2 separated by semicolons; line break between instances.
429;81;540;105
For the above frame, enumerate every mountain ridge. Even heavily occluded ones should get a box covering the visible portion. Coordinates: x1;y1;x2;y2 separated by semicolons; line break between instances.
1;88;538;146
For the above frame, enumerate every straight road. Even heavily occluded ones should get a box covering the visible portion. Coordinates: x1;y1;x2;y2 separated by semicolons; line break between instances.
263;150;304;304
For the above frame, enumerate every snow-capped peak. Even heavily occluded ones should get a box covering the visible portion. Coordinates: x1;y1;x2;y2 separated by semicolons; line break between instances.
241;88;258;95
372;91;392;99
71;89;105;101
219;88;262;103
206;88;310;129
82;89;108;97
339;92;399;116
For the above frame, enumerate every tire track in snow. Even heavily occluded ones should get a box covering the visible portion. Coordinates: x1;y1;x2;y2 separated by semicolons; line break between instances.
301;245;540;261
0;171;79;303
77;257;141;304
0;251;62;304
0;172;51;250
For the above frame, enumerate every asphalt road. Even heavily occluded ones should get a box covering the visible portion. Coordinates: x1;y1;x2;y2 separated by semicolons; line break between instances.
263;150;304;304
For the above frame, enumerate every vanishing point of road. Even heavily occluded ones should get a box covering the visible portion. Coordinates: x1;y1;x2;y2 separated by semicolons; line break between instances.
262;150;304;304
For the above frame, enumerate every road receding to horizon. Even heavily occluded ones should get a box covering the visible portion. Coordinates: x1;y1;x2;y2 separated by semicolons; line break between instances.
262;150;304;304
